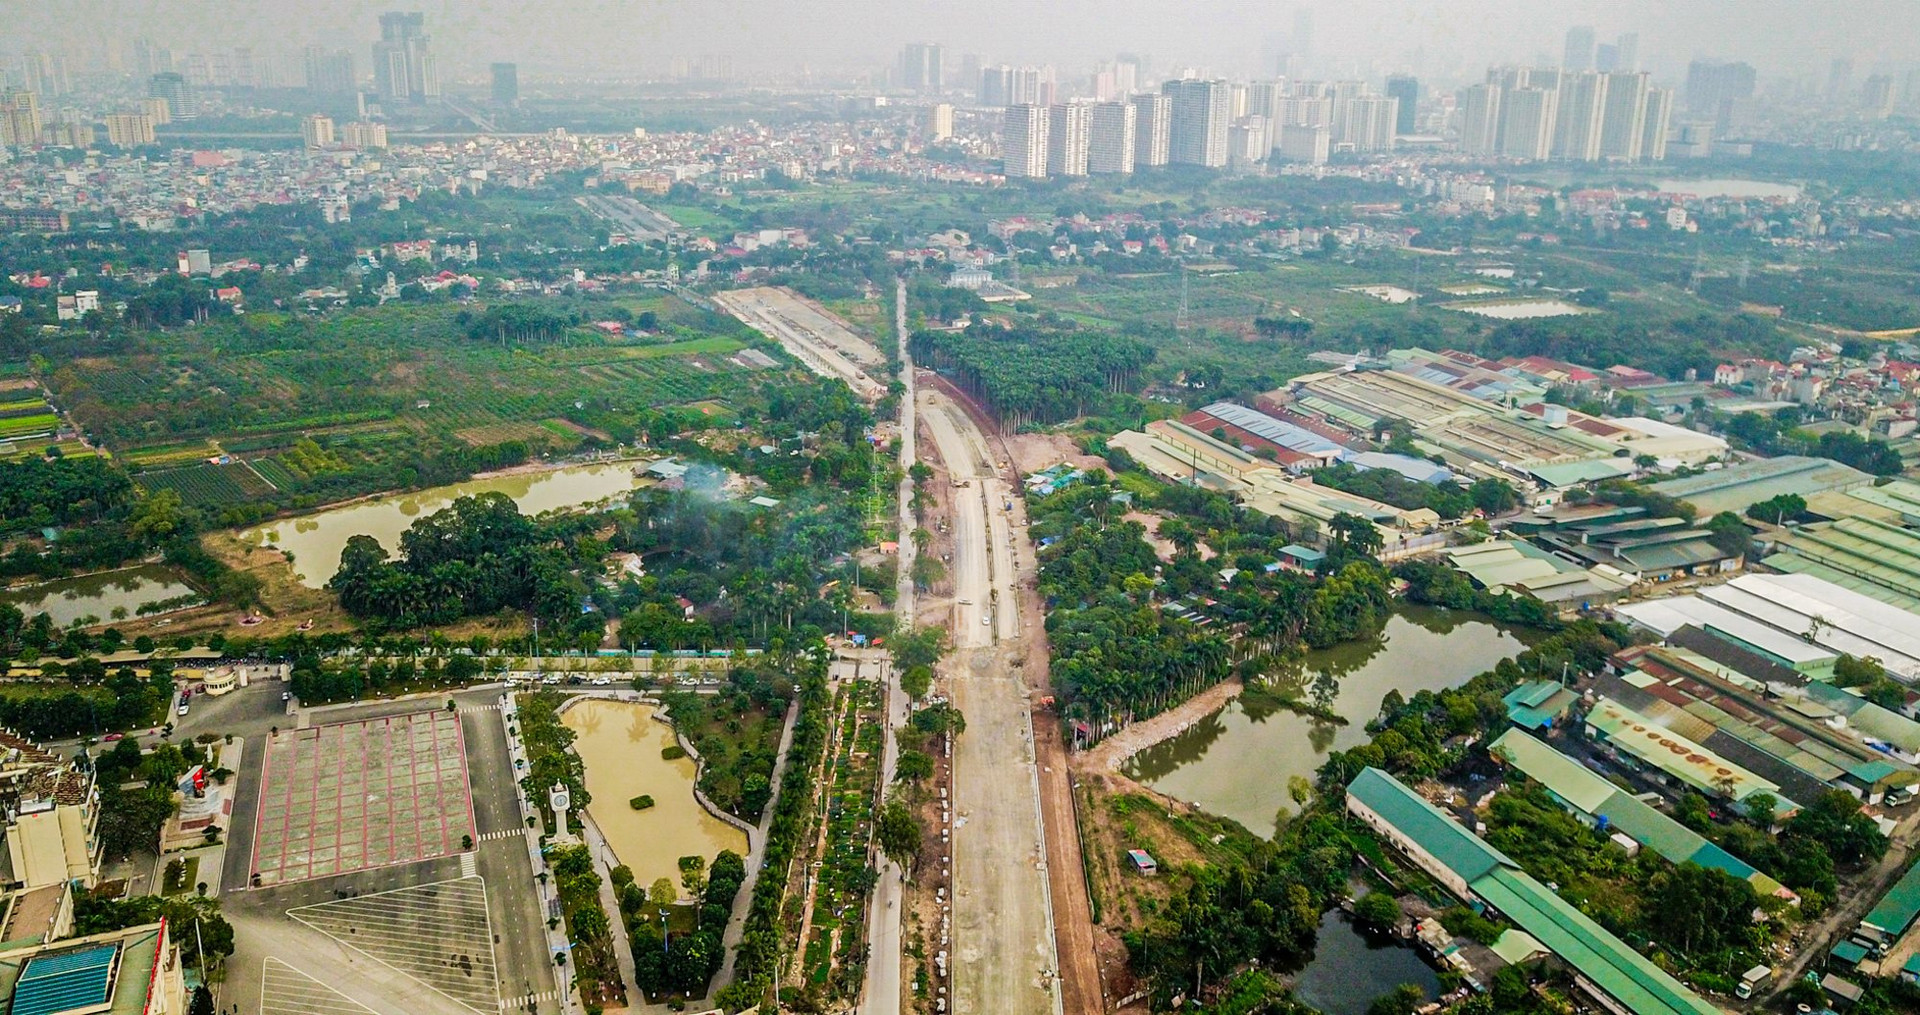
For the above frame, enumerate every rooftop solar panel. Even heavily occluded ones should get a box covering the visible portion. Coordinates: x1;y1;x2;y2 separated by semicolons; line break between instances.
14;943;119;1015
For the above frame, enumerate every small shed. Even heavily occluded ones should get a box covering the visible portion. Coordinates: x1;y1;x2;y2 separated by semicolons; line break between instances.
1278;544;1326;571
1126;849;1157;875
1822;973;1865;1009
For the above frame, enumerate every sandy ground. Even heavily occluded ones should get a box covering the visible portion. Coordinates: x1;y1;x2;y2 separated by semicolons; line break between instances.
1076;678;1247;779
1005;432;1105;477
920;387;1063;1015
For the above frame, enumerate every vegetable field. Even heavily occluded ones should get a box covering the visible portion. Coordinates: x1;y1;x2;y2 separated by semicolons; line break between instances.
137;461;278;505
41;298;800;469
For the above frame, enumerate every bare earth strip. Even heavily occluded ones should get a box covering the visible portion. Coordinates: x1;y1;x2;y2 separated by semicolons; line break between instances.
712;286;887;401
922;388;1061;1015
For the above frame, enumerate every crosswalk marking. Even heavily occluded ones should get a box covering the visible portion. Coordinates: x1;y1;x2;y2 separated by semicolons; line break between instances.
477;829;521;842
459;703;506;714
499;990;557;1010
460;852;477;878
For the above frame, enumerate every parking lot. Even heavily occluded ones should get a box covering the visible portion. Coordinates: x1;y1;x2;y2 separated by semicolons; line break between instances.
250;710;474;886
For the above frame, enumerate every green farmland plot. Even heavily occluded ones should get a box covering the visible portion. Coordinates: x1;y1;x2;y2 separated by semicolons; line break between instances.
138;461;277;506
43;298;798;463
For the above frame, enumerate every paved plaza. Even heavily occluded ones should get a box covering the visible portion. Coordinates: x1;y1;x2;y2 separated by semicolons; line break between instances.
259;957;378;1015
250;710;475;886
288;876;501;1013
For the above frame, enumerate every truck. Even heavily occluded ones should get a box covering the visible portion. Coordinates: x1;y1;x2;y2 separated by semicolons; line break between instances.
1735;964;1771;999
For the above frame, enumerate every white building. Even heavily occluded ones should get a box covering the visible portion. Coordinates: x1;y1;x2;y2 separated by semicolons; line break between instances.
1500;87;1557;160
1131;93;1171;167
301;112;335;149
1088;101;1136;174
1598;70;1649;160
1046;102;1091;177
1002;103;1048;179
102;112;154;147
1552;70;1606;161
1640;87;1673;160
1164;78;1231;167
927;102;954;141
1275;123;1330;164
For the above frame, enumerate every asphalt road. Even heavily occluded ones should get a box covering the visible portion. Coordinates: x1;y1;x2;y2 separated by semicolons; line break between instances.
922;389;1061;1015
864;277;914;1015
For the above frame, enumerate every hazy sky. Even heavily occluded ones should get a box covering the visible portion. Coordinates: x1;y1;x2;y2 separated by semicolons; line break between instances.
18;0;1920;86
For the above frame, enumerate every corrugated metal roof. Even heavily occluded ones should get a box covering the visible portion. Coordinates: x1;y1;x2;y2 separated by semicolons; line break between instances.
1471;866;1723;1015
1587;697;1779;801
1863;858;1920;937
1347;768;1512;884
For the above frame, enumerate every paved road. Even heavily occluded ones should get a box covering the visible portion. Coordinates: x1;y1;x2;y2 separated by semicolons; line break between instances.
462;696;564;1015
922;389;1061;1015
863;277;914;1015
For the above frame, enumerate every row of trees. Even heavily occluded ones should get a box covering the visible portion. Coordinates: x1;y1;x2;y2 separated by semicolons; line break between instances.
909;323;1153;430
716;645;832;1011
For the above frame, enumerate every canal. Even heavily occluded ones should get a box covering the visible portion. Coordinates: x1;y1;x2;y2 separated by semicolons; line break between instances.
244;460;650;587
1;564;200;627
1123;605;1535;837
562;698;747;892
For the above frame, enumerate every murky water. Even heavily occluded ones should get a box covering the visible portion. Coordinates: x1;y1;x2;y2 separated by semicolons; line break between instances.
244;462;647;587
562;698;747;892
1123;606;1534;837
1;565;200;626
1289;910;1439;1015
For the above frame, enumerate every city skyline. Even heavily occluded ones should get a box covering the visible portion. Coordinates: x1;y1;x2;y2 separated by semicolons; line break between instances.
7;0;1918;87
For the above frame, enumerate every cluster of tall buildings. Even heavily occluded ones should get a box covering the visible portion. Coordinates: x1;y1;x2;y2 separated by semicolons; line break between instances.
372;11;438;105
301;113;389;150
1458;66;1673;162
1002;75;1403;179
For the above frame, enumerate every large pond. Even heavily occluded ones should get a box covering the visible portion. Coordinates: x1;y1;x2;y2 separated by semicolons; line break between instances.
1289;910;1439;1015
245;461;648;587
1656;178;1802;200
562;698;747;892
1124;606;1534;837
1;565;200;627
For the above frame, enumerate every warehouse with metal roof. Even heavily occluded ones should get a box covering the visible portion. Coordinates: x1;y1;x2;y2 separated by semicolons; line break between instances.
1767;516;1920;612
1699;573;1920;681
1614;598;1840;679
1489;729;1793;899
1649;455;1872;516
1584;696;1784;806
1345;768;1723;1015
1187;402;1351;460
1856;858;1920;954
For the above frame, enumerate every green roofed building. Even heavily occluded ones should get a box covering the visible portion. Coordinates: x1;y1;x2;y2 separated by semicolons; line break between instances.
1503;681;1579;730
1489;729;1793;901
1346;768;1722;1015
1855;858;1920;956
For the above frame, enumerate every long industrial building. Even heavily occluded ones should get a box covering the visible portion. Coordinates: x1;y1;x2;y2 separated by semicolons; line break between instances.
1649;455;1872;517
1488;728;1793;901
1346;768;1722;1015
1616;572;1920;681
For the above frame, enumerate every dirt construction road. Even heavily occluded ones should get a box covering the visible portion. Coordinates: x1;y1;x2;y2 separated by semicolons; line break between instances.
922;389;1063;1015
